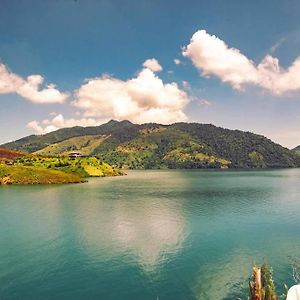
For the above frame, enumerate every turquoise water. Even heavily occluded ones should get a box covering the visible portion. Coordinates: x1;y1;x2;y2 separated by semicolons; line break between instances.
1;169;300;299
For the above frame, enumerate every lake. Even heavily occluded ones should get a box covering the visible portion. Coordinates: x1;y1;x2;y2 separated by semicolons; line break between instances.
1;169;300;299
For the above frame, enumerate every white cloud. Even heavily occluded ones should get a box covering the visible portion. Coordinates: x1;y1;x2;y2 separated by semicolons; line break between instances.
0;64;68;103
142;58;162;72
27;114;102;134
72;63;189;124
174;58;181;65
51;114;100;128
27;120;46;135
0;64;23;93
183;29;300;95
26;59;190;134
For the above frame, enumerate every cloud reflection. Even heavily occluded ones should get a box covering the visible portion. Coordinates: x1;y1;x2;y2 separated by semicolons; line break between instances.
76;198;186;271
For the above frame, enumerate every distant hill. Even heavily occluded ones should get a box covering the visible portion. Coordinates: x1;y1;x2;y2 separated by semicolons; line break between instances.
2;120;300;169
293;145;300;155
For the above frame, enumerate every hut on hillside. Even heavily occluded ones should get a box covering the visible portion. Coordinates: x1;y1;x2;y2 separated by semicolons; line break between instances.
68;152;82;160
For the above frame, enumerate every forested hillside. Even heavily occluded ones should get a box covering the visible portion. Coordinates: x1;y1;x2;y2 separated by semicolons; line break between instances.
2;120;299;169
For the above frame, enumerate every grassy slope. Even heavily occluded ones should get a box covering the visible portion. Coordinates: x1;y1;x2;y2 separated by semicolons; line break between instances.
35;135;107;156
14;156;123;178
0;164;83;185
0;155;123;185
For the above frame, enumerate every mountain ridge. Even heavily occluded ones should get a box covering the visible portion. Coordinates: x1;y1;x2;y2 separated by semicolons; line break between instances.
2;120;299;169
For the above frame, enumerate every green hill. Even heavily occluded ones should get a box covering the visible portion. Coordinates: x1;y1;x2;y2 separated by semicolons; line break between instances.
2;120;299;169
292;145;300;156
35;135;107;156
2;120;133;153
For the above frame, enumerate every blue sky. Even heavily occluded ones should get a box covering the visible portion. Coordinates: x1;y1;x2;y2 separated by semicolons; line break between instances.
1;0;300;148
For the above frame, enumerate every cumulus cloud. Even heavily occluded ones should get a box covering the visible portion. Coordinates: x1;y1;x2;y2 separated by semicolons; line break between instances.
27;114;102;134
27;120;46;135
142;58;162;72
0;64;68;103
72;64;189;124
183;30;300;95
0;64;23;93
26;58;190;134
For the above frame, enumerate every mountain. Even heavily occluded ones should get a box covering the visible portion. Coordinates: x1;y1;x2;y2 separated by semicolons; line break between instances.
293;145;300;155
2;120;299;169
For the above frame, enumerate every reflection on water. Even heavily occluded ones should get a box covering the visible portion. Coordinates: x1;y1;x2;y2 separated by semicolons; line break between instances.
1;169;300;299
76;195;186;270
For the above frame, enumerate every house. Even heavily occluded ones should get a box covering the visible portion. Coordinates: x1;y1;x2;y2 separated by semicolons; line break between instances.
68;152;82;160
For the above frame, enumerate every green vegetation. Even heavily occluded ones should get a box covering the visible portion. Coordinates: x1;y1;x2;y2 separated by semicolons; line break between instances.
35;135;107;156
0;155;123;185
249;151;266;168
0;164;84;185
14;156;123;178
2;120;300;169
293;145;300;156
96;128;231;169
1;120;132;153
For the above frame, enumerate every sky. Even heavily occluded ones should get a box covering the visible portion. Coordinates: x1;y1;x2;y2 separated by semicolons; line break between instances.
1;0;300;148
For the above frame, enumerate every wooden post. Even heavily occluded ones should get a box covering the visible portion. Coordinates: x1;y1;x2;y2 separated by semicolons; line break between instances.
250;266;262;300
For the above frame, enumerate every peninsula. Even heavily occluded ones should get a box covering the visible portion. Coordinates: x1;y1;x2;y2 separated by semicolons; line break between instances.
0;149;123;185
